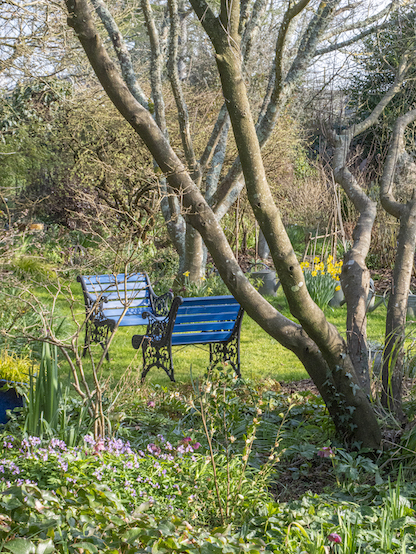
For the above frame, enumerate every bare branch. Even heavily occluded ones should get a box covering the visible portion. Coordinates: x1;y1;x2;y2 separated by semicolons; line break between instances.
167;0;199;175
315;19;391;56
322;0;395;41
352;55;410;138
141;0;168;135
91;0;149;108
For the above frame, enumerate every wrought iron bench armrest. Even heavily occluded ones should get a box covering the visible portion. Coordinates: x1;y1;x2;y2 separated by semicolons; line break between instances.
152;291;174;317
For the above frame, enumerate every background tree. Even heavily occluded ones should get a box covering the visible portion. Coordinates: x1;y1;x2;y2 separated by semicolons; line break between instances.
380;109;416;418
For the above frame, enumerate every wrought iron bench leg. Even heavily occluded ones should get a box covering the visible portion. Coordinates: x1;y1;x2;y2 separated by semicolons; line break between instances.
209;335;241;377
84;320;111;362
140;339;175;382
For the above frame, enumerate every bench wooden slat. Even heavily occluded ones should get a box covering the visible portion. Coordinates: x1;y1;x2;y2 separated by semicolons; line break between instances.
116;316;152;327
172;331;232;346
176;295;237;305
173;321;235;334
84;274;148;284
84;287;149;297
176;304;240;315
90;291;150;302
84;284;149;292
174;310;240;325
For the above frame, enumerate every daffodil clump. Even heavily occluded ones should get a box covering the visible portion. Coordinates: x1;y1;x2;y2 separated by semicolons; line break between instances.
300;256;343;309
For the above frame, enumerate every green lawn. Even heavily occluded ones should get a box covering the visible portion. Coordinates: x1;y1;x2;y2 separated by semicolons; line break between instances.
57;283;393;388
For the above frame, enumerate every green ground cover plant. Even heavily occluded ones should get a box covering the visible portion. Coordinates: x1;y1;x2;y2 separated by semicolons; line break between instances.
1;369;416;552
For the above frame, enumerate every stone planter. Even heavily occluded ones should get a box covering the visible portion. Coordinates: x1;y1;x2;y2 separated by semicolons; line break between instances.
407;294;416;319
329;287;345;308
247;263;280;296
329;278;378;310
0;380;24;424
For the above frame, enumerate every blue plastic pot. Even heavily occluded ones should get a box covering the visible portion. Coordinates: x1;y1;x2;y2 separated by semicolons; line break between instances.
0;380;24;424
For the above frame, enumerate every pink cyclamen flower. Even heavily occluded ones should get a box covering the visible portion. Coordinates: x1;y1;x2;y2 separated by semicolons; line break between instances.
93;439;105;454
147;400;155;408
192;442;201;450
318;446;334;458
328;533;342;544
182;437;192;442
147;443;161;456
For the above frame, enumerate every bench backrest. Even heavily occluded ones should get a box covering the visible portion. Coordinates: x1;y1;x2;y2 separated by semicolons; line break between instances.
171;295;243;345
77;273;154;326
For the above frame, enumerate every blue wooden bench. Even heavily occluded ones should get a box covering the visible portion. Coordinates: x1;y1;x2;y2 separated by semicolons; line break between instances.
77;273;173;359
131;295;244;381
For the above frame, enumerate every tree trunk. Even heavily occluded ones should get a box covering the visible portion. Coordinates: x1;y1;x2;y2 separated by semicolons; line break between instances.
382;199;416;418
183;225;205;282
380;108;416;418
332;60;409;394
189;0;380;447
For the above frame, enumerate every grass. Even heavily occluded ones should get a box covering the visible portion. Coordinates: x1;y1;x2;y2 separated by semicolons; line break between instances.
39;280;395;389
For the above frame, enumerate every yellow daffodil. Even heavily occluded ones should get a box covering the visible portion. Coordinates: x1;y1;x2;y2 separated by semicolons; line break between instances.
183;271;190;277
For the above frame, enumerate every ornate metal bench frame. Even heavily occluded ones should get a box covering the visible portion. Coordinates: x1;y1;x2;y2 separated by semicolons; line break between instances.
132;295;244;381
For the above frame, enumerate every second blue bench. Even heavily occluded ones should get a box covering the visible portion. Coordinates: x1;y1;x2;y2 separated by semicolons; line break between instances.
132;295;244;381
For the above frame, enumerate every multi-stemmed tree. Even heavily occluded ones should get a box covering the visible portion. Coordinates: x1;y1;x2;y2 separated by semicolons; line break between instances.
62;0;416;449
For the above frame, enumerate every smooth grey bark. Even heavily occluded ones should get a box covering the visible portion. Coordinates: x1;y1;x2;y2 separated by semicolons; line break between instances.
140;0;188;264
65;0;381;448
332;58;410;395
380;108;416;418
188;0;381;446
167;0;199;175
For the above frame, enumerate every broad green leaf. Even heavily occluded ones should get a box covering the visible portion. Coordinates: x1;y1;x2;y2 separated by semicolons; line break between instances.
122;528;145;544
72;542;98;553
3;538;36;554
35;539;54;554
